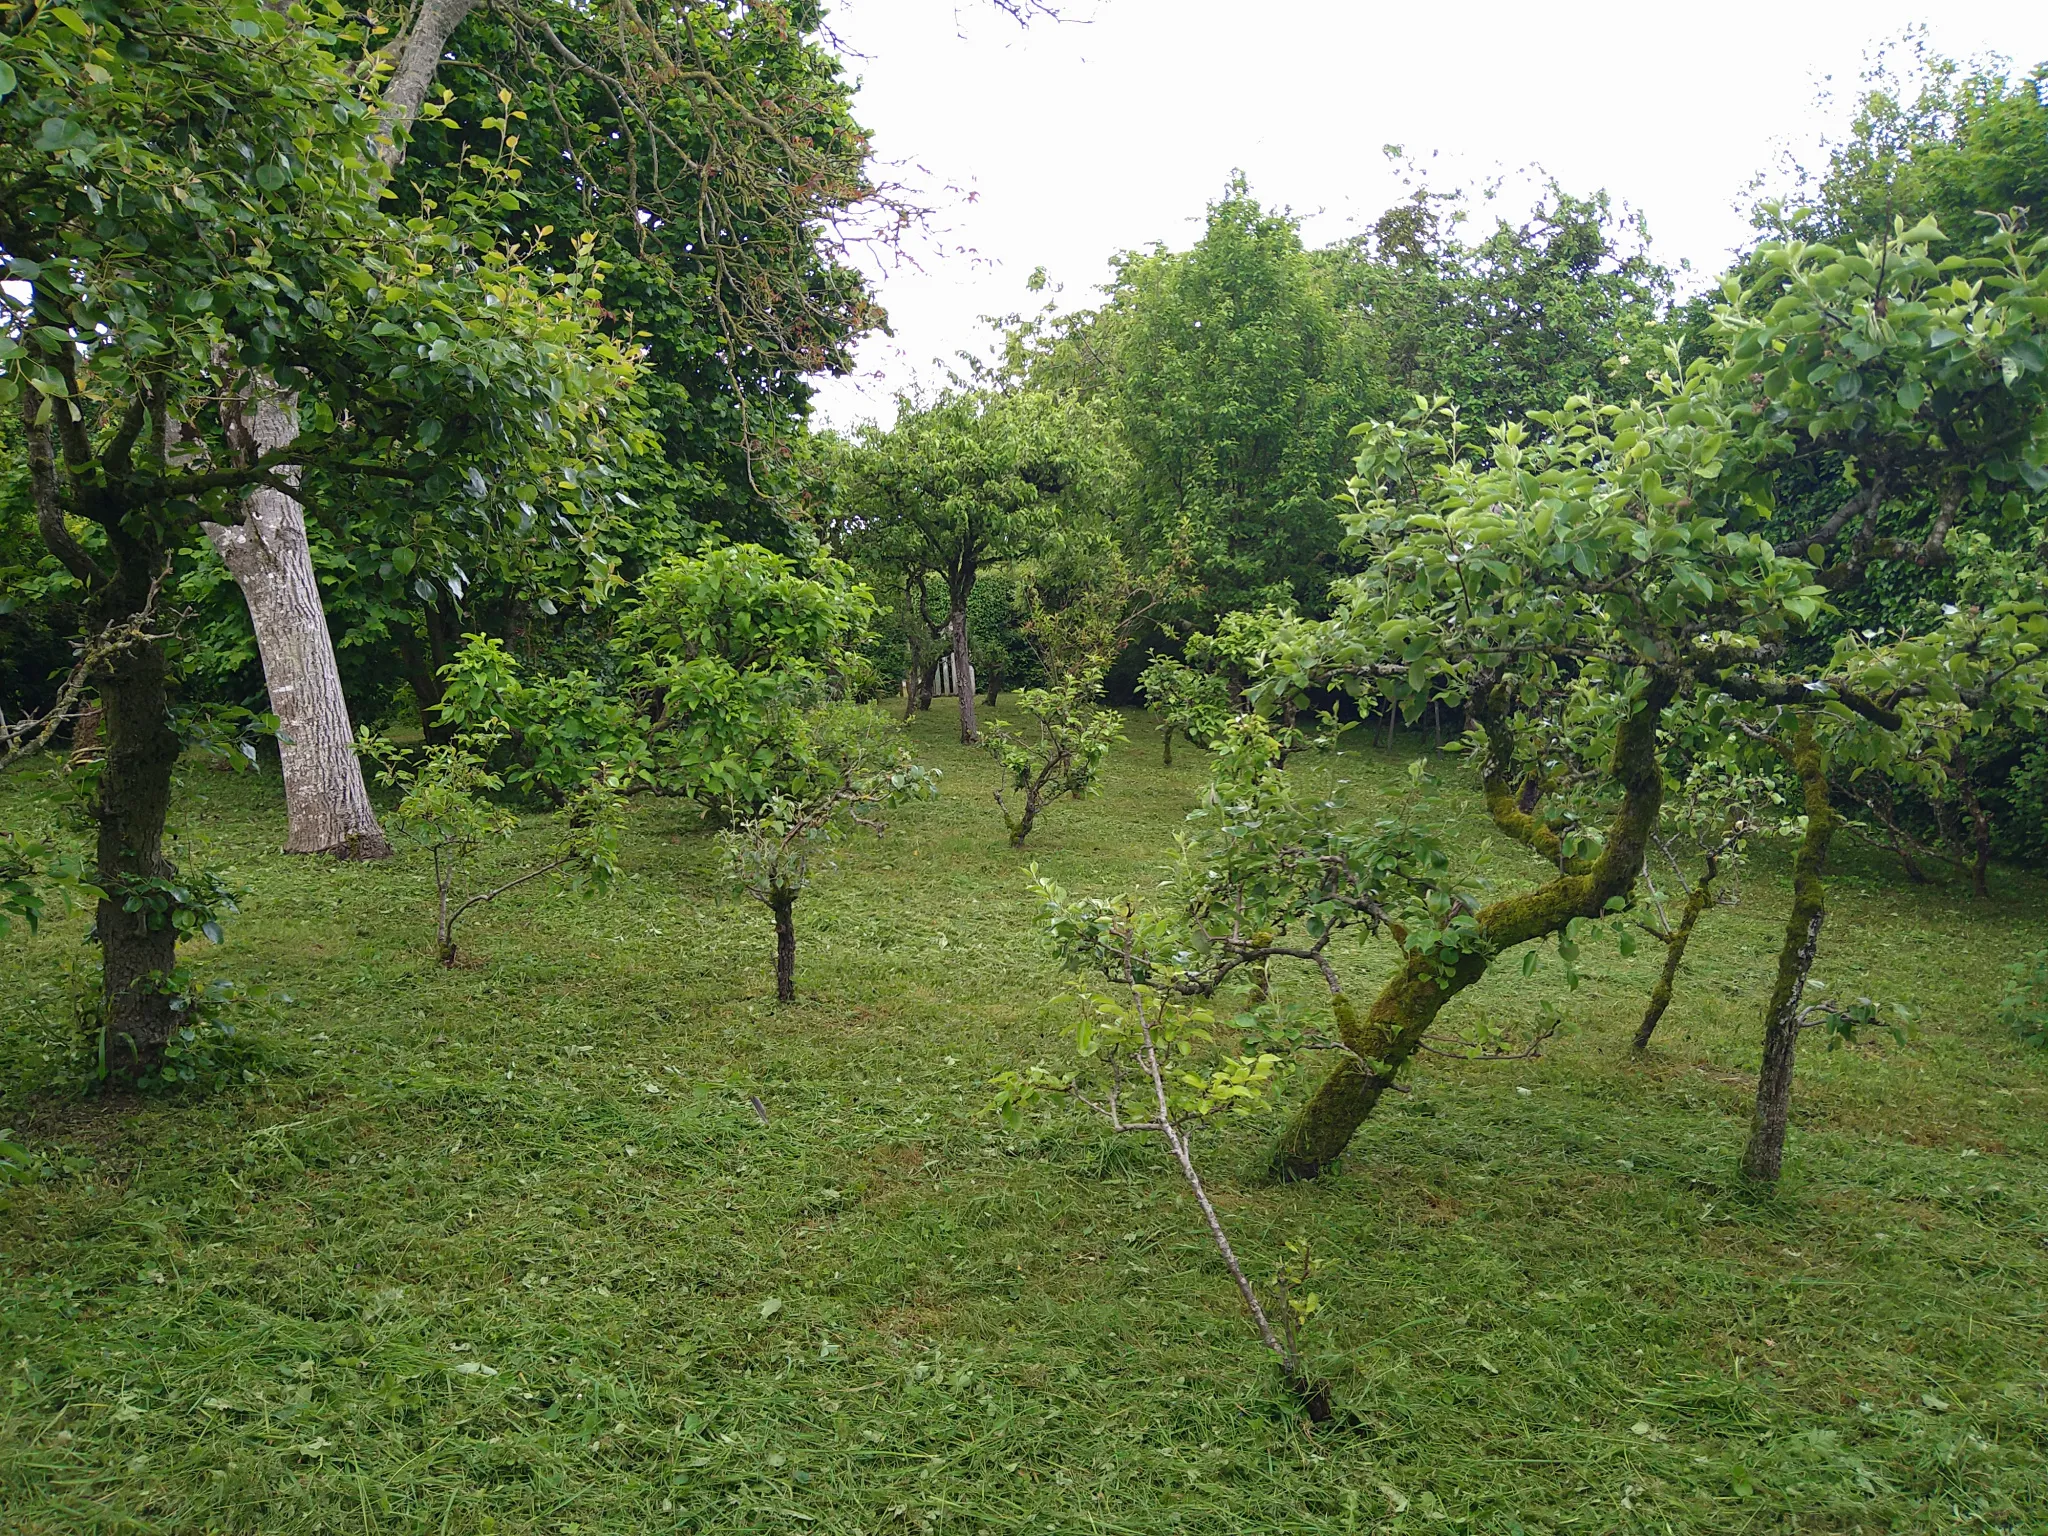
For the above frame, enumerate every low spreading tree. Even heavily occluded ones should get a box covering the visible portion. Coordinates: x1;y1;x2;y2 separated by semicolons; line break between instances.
1247;214;2047;1184
1137;655;1232;765
358;733;623;966
982;673;1125;846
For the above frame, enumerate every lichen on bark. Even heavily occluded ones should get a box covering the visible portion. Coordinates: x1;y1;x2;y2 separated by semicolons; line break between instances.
1741;719;1835;1184
1269;672;1677;1180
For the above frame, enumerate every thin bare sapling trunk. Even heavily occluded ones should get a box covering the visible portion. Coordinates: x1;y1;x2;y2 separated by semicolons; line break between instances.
1133;1011;1303;1395
1632;849;1724;1052
204;393;390;857
1008;975;1331;1418
437;847;589;966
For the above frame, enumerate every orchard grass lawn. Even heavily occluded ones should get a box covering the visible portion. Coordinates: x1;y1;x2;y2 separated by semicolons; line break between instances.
2;702;2045;1535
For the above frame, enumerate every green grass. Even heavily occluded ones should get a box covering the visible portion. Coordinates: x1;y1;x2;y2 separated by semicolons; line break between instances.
2;702;2045;1534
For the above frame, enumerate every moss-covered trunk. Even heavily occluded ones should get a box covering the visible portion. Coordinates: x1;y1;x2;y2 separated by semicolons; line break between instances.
1741;721;1834;1185
1632;857;1719;1052
1270;674;1676;1179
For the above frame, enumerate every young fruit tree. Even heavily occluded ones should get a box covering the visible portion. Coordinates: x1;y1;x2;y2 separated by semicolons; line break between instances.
1136;654;1232;766
434;543;879;813
359;733;624;967
982;672;1125;845
719;708;938;1002
996;721;1469;1414
991;925;1326;1416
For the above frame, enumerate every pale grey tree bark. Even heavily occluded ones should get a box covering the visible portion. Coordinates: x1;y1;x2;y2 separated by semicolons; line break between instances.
375;0;481;167
200;4;482;853
204;395;391;857
949;607;978;743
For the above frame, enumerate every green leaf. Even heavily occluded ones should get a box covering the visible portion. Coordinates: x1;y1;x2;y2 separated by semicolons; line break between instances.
0;61;17;101
254;164;288;192
50;6;92;36
390;546;416;575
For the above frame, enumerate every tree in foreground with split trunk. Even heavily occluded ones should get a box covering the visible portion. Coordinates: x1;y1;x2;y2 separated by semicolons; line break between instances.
719;708;938;1002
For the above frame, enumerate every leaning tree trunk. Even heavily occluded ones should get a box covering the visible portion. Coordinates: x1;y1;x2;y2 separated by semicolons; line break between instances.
771;892;797;1003
190;3;476;852
949;605;979;743
375;0;481;166
93;605;183;1081
1270;675;1676;1180
1632;856;1719;1051
1742;722;1835;1185
204;395;390;858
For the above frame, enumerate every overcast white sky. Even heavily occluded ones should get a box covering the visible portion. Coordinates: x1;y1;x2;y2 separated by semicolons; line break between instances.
809;0;2048;429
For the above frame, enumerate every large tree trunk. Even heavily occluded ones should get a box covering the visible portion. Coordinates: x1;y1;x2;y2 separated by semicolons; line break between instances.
204;395;390;858
22;386;183;1080
1270;674;1676;1180
772;892;797;1003
94;614;183;1081
194;0;477;850
950;605;978;743
1742;723;1835;1185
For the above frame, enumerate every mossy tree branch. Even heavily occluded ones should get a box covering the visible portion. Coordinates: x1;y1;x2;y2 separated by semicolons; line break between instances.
1269;670;1677;1180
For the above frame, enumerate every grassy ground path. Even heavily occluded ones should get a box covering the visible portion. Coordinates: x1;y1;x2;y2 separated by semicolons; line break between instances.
2;703;2045;1533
